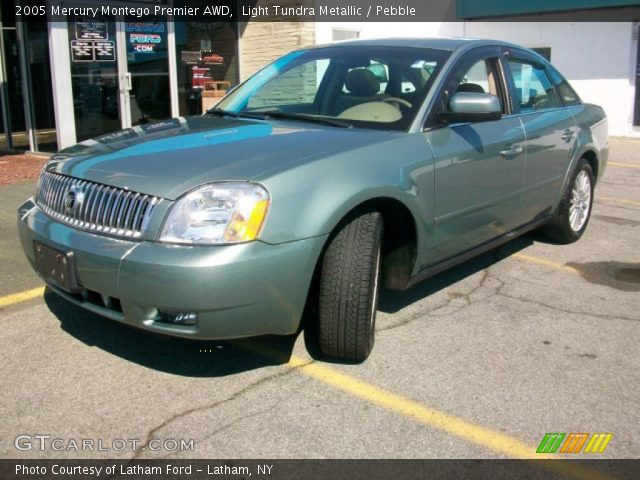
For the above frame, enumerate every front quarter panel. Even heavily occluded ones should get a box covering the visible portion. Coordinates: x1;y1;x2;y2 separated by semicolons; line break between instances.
256;133;434;270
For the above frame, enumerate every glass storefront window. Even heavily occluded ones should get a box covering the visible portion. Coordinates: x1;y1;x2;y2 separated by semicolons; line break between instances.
68;18;121;142
1;6;56;152
125;18;171;126
174;22;239;116
69;16;173;142
25;20;58;152
2;27;27;150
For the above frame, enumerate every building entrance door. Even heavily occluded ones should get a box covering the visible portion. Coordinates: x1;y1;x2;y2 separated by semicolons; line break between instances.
69;15;171;142
121;17;171;128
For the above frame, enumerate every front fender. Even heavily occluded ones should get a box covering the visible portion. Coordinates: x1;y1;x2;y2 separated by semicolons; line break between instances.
256;133;434;254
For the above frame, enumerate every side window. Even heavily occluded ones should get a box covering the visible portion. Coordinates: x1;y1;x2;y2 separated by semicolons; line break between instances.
449;58;505;112
401;60;437;93
425;52;506;128
547;65;581;106
556;82;580;106
507;60;557;112
457;60;491;95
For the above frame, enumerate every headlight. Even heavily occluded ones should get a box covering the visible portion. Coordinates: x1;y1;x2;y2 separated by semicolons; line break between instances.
159;183;270;245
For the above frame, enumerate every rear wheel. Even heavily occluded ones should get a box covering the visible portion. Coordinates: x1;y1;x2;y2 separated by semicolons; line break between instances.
543;158;594;243
318;211;383;362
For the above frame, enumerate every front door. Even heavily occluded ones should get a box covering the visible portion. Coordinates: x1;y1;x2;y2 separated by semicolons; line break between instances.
423;48;526;265
68;14;171;142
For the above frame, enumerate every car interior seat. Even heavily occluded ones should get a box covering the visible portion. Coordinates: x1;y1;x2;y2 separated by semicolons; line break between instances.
334;68;389;115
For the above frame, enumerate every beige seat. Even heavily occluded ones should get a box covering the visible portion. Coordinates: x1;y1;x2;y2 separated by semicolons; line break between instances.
334;69;388;115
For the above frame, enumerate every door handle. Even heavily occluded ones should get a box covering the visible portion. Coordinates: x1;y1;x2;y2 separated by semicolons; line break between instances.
499;144;524;158
561;129;574;142
123;73;132;92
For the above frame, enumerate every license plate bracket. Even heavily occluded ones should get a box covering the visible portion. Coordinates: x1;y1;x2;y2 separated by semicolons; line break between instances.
34;241;81;293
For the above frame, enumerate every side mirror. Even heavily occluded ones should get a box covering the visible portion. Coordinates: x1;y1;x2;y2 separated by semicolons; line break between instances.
439;92;502;124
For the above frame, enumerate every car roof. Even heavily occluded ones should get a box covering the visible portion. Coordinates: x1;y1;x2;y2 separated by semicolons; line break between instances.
309;37;520;53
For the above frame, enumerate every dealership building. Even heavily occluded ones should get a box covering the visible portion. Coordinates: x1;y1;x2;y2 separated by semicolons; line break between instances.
0;0;638;153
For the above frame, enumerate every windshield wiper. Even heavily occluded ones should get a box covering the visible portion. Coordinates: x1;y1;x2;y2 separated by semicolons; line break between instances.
206;107;238;117
206;108;268;120
208;108;352;128
254;111;353;129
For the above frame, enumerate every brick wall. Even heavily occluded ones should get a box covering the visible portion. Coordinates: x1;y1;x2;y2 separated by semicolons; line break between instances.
238;17;315;79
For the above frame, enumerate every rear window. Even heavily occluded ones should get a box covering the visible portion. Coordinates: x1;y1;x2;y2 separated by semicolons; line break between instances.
547;65;581;106
507;60;558;112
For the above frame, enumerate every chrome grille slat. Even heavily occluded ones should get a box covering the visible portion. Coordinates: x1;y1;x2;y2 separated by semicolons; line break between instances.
46;174;56;207
53;176;65;212
82;183;96;224
39;174;48;205
51;176;64;213
141;197;157;232
92;186;106;226
100;188;113;230
37;175;46;205
44;174;53;205
53;176;65;211
131;196;147;232
115;191;129;232
77;182;88;222
35;172;161;239
61;177;72;213
72;180;82;222
123;193;139;232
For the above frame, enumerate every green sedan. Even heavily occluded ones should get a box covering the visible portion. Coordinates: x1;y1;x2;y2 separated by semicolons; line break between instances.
18;38;608;362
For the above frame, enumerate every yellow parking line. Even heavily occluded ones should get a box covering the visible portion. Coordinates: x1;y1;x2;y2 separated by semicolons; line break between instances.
0;286;44;308
512;253;580;275
609;138;640;144
289;357;616;480
608;162;640;169
289;355;543;457
597;196;640;207
0;286;619;479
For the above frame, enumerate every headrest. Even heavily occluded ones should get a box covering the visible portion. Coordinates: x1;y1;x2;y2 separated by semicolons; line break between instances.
345;69;380;97
457;83;485;94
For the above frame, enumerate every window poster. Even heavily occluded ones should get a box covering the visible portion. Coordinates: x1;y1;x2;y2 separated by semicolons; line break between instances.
71;19;115;63
75;20;108;41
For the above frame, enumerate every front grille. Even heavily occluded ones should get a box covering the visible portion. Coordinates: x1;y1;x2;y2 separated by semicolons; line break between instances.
35;171;160;239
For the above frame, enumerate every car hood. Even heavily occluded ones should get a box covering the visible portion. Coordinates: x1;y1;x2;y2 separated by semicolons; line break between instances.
46;116;389;200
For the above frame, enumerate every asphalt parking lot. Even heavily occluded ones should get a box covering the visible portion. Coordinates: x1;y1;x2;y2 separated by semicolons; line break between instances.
0;138;638;462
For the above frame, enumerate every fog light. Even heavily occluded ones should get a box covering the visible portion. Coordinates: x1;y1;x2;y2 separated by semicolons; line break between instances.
159;312;198;326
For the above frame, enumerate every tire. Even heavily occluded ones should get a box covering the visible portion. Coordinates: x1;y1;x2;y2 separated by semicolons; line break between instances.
543;158;594;244
318;211;383;362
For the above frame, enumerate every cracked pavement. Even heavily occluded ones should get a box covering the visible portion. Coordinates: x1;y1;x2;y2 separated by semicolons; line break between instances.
0;138;638;459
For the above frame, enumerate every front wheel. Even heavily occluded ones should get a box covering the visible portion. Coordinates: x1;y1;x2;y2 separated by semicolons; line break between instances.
318;211;383;362
543;158;594;243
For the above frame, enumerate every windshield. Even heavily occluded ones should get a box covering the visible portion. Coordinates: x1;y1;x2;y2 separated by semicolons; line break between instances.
216;46;451;131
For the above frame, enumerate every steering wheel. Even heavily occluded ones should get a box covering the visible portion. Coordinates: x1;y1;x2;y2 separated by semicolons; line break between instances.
382;97;413;109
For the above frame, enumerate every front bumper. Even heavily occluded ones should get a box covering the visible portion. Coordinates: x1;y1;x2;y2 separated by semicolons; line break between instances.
18;199;326;339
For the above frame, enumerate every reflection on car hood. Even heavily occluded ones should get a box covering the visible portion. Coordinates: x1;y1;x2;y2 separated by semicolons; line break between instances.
45;116;387;200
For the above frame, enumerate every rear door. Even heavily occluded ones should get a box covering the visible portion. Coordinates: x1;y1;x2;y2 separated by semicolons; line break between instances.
423;47;526;265
503;49;577;221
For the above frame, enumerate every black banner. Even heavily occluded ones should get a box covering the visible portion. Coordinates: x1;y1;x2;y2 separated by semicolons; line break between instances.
13;0;640;22
1;459;640;480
